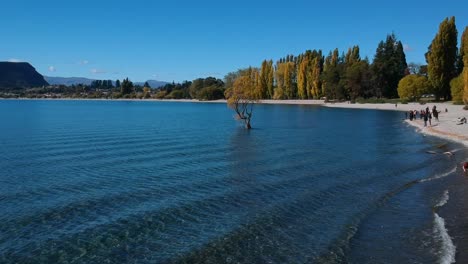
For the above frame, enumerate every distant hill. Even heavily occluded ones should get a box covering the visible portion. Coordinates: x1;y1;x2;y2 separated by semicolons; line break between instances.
45;77;168;88
134;80;169;88
0;62;48;89
44;76;95;86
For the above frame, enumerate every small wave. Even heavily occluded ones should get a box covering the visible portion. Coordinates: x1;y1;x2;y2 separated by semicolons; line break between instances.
419;167;457;183
435;190;449;208
433;213;456;264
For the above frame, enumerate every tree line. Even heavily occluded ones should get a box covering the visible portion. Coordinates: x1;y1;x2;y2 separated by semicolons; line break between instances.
225;34;407;101
224;33;407;103
226;16;468;106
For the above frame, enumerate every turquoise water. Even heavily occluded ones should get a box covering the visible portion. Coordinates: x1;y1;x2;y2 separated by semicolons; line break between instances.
0;100;466;263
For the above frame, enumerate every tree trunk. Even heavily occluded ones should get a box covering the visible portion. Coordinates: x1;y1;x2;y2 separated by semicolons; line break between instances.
246;119;251;129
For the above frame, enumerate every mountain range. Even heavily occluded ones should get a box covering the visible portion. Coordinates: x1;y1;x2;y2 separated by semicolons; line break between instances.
45;76;168;88
0;61;169;89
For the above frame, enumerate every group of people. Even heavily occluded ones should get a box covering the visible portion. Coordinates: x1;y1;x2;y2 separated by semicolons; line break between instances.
406;105;440;127
404;106;468;175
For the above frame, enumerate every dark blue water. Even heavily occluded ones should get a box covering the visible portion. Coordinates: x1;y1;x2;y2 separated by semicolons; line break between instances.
0;100;466;263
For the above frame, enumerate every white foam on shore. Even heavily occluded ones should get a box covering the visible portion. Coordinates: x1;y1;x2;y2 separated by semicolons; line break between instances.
419;167;457;183
405;120;468;147
435;190;449;208
433;213;456;264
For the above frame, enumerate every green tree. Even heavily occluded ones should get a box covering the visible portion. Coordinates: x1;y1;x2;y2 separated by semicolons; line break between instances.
189;78;204;98
343;46;363;100
198;86;225;100
189;77;224;100
397;74;431;101
372;34;408;98
120;78;133;95
321;49;345;100
144;81;151;88
345;59;372;101
425;16;458;100
115;79;121;89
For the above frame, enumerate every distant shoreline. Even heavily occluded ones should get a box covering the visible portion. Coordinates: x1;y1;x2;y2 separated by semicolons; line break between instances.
1;97;466;146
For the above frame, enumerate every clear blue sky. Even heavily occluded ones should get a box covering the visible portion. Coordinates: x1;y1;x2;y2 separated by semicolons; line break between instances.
1;0;467;82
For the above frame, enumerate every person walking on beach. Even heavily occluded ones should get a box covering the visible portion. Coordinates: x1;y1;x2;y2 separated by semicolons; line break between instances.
428;111;432;126
433;107;439;121
432;105;438;121
423;111;428;127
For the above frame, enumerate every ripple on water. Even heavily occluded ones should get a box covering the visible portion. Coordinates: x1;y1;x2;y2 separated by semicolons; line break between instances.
0;100;465;263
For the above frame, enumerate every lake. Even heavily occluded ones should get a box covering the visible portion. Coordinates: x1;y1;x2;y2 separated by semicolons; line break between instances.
0;99;466;263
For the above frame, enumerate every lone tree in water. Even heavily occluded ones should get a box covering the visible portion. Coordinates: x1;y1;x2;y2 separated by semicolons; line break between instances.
225;67;260;129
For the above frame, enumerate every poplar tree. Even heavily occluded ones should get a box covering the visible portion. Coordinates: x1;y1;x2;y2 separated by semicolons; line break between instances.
274;62;296;99
462;26;468;105
457;27;467;75
344;46;361;99
260;60;274;99
425;16;458;100
297;57;308;99
274;62;286;99
266;60;274;99
283;62;296;99
309;52;323;99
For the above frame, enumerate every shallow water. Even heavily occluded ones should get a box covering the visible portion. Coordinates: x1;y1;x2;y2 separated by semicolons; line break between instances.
0;100;466;263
